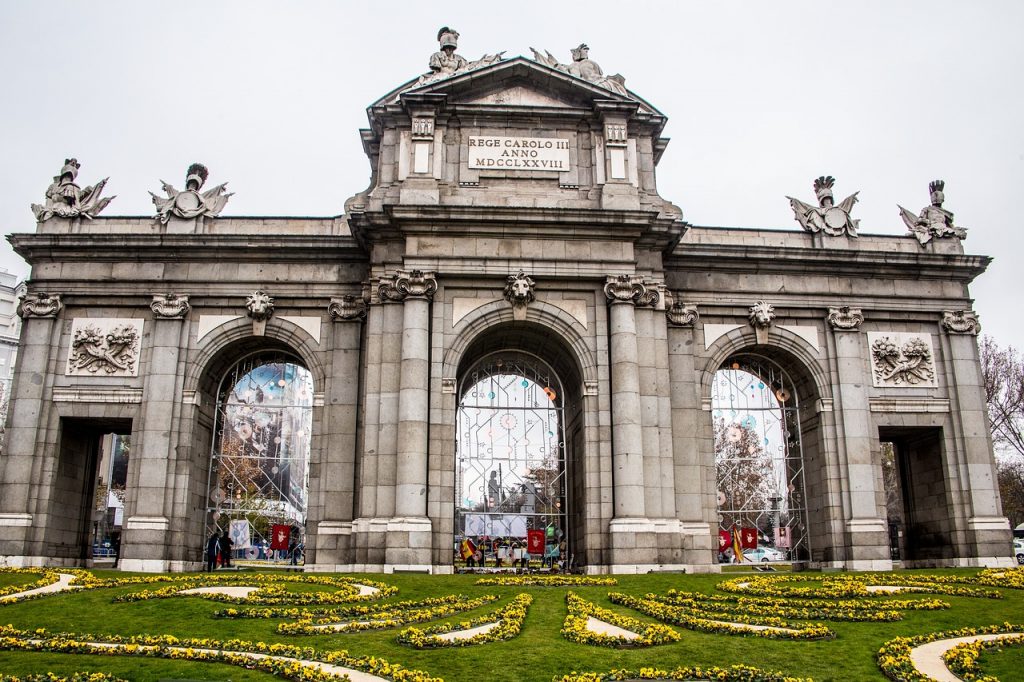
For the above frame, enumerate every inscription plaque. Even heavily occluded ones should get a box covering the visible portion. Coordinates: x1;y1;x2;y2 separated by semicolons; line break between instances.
468;136;571;171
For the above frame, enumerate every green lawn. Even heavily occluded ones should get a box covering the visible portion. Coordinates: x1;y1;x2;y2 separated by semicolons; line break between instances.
0;568;1022;681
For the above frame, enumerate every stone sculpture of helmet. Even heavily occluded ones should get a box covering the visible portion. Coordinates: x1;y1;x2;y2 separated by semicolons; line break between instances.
437;26;459;49
186;163;209;191
60;158;81;181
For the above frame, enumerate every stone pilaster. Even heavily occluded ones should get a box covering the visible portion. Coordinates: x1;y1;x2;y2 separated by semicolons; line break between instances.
0;294;62;563
940;311;1013;566
827;307;891;570
306;296;366;571
119;295;190;572
381;270;436;569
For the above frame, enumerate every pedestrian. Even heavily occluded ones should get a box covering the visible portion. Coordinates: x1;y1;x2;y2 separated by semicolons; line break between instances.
205;531;220;572
221;529;233;568
112;533;121;569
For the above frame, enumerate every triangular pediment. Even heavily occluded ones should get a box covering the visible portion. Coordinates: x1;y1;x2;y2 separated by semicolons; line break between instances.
373;57;661;116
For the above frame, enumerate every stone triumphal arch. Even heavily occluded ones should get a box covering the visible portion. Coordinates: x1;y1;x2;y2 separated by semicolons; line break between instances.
0;31;1012;572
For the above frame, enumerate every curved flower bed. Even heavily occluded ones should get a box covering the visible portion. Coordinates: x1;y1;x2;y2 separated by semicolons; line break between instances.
279;594;500;634
216;593;476;620
609;593;834;640
0;671;125;675
718;573;1004;600
0;623;440;682
876;622;1024;681
943;633;1024;681
0;568;63;600
475;575;617;587
554;664;813;681
113;574;396;604
396;593;532;648
653;588;946;622
561;591;679;647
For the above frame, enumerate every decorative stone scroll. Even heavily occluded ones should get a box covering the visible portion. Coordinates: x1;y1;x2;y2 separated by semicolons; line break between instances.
827;306;864;331
150;163;232;224
16;293;63;319
899;180;967;246
65;318;144;377
150;294;191;320
941;310;981;335
787;176;860;238
868;332;937;387
328;295;367;322
379;270;438;302
31;158;114;221
245;291;275;321
666;300;699;327
604;275;658;307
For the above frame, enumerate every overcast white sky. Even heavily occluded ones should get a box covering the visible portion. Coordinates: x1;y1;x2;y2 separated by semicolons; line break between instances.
1;1;1022;346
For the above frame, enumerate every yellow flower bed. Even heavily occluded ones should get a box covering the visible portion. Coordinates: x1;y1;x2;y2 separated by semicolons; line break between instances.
561;591;679;647
112;574;396;604
718;572;1011;600
609;593;834;640
0;568;63;601
0;675;125;682
0;623;441;682
396;593;532;648
475;575;617;587
554;664;812;681
279;594;500;634
876;622;1024;681
653;588;944;622
943;633;1024;681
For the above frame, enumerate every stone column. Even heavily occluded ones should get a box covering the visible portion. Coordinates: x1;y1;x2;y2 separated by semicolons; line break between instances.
940;311;1012;565
119;295;190;572
307;295;367;571
827;306;891;570
0;294;62;563
380;270;436;569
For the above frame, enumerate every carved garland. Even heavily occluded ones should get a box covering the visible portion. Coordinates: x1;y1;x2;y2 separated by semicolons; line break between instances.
68;323;141;375
941;310;981;335
871;336;935;386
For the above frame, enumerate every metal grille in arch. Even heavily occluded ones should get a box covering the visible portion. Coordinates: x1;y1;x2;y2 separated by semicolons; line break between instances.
456;352;568;565
712;354;810;563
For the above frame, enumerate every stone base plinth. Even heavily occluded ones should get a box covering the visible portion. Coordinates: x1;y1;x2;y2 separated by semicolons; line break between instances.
0;515;33;558
309;520;353;567
120;516;170;573
842;518;893;570
606;518;695;570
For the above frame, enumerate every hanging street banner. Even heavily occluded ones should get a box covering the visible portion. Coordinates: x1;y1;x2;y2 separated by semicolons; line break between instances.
229;519;251;550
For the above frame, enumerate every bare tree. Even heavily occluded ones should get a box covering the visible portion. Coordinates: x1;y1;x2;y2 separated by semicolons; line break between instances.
998;458;1024;530
980;335;1024;457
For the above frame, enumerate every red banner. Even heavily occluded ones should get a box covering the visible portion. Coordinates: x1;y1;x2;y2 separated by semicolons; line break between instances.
740;527;758;549
527;529;545;555
270;524;291;551
718;530;731;551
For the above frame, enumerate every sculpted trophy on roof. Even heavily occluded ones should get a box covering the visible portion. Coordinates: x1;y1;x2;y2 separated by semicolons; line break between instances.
530;43;628;96
31;158;115;221
414;27;504;86
150;163;232;224
898;180;967;246
787;175;860;238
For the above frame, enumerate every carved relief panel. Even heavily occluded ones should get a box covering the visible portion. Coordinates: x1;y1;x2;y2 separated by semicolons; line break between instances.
867;332;937;388
65;318;144;377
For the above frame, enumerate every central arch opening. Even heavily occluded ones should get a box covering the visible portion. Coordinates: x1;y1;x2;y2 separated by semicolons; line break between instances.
455;351;569;569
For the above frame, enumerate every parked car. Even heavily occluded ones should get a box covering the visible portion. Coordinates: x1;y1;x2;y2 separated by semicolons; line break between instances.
1013;538;1024;565
741;547;787;563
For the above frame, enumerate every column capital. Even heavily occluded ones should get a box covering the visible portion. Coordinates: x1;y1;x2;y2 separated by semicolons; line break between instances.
827;306;864;331
328;295;367;322
604;274;657;307
941;310;981;335
666;300;699;327
379;270;437;302
16;292;62;319
150;293;191;320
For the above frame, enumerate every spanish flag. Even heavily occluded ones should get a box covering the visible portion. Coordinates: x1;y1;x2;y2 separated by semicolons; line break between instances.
731;526;744;563
460;538;477;561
